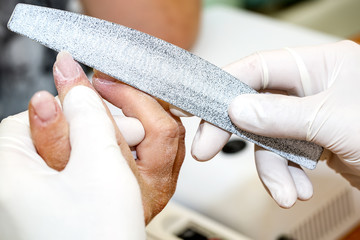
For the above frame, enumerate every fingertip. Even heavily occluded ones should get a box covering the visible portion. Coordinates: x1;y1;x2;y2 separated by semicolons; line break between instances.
63;86;106;120
92;74;117;89
191;147;212;162
261;174;298;209
272;188;297;209
53;51;91;102
29;91;59;124
53;51;80;84
228;94;259;131
288;164;313;201
191;121;231;161
297;186;313;201
255;148;298;208
113;115;145;147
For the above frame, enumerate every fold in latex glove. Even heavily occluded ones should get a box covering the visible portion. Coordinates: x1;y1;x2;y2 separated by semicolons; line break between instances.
0;86;145;240
191;40;360;208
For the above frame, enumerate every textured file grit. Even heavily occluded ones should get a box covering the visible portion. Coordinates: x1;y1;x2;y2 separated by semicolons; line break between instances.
8;4;323;169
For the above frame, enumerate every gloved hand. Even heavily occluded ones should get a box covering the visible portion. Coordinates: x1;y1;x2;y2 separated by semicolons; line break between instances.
190;40;360;208
0;87;145;239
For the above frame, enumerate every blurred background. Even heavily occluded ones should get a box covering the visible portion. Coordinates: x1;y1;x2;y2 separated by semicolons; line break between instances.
1;0;360;120
1;1;360;239
205;0;360;41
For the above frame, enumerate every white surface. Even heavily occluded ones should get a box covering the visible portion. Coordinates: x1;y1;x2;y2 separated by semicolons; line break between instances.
162;5;360;240
191;5;342;67
146;201;251;240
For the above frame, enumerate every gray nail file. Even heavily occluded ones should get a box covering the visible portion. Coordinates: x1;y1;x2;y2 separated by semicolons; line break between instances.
8;4;323;169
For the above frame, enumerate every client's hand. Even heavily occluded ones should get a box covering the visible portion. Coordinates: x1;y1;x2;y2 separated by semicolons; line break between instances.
91;72;186;224
29;52;185;224
0;52;145;239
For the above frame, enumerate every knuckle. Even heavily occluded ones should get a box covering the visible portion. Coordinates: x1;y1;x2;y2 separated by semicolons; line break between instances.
156;117;180;139
178;124;186;139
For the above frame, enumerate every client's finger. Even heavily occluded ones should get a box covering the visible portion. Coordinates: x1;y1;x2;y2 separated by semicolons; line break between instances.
29;91;70;171
52;52;136;172
93;74;186;223
92;74;184;176
53;52;93;102
29;50;92;171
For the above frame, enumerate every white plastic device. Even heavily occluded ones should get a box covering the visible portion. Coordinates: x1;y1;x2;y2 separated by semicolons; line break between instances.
146;201;251;240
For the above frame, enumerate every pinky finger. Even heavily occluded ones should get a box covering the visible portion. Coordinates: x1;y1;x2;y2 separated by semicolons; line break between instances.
255;146;298;208
288;162;313;201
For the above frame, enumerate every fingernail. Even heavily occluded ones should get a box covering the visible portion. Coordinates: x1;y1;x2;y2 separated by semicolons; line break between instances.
93;76;117;86
31;91;57;122
54;51;80;80
169;105;192;117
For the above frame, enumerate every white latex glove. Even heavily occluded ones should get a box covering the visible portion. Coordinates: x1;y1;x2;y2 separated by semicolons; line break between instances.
112;115;145;148
191;40;360;208
0;86;145;239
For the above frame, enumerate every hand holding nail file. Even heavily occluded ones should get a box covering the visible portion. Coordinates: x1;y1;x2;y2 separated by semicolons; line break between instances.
7;4;323;169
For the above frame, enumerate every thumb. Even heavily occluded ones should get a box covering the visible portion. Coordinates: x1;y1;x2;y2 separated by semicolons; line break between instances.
228;93;321;142
63;86;128;173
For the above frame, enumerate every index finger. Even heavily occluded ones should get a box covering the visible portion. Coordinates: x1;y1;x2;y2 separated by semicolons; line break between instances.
92;73;184;173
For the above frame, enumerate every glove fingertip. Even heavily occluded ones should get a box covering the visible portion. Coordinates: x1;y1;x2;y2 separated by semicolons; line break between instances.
113;116;145;147
228;94;258;130
191;122;231;161
191;145;214;162
271;187;297;209
297;187;313;201
288;164;314;201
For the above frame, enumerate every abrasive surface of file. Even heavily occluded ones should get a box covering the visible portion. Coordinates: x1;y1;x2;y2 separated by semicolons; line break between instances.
8;4;323;169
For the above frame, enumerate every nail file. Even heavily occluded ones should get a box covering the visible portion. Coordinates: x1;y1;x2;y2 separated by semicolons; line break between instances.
7;4;323;169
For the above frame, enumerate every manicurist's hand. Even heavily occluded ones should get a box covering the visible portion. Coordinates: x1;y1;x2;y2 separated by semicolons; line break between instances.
190;40;360;208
